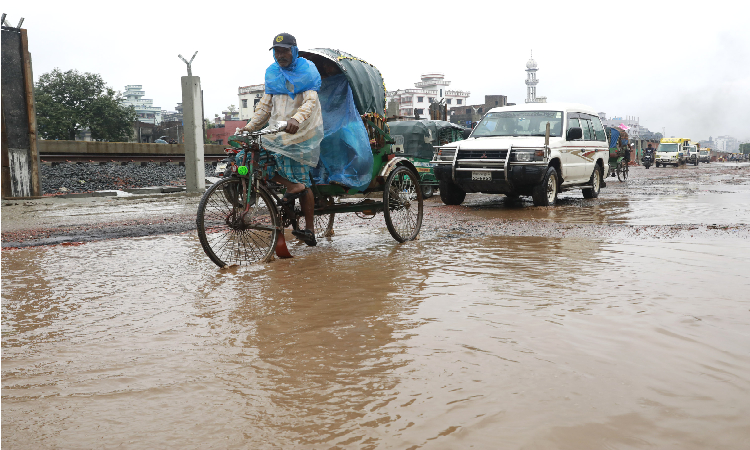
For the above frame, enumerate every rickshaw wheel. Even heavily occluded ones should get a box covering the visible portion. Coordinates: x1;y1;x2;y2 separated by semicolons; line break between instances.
315;213;335;238
617;160;628;181
197;177;279;267
384;165;423;242
292;196;335;239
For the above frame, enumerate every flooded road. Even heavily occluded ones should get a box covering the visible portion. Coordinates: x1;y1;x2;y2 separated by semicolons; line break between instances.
3;163;750;449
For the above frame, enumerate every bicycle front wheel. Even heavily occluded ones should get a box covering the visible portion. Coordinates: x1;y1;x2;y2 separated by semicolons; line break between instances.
197;177;279;267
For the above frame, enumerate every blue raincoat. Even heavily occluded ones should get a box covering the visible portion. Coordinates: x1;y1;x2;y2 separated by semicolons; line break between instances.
261;46;324;166
265;46;321;99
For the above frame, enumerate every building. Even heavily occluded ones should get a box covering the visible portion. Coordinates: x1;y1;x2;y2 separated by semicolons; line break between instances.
714;135;739;152
131;121;157;143
161;103;183;123
698;136;715;149
450;95;512;127
598;113;661;141
238;84;266;121
213;107;241;126
122;85;162;124
207;120;248;146
525;52;547;104
387;73;470;119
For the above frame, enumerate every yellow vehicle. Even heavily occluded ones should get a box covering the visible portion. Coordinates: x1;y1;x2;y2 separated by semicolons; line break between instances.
656;138;690;167
699;147;711;163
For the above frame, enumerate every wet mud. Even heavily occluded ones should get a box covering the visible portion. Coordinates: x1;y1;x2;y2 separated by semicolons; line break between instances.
3;163;749;249
2;163;750;449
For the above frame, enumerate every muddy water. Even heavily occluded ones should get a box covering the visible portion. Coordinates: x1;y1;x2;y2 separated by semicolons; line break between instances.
464;182;750;226
3;227;749;448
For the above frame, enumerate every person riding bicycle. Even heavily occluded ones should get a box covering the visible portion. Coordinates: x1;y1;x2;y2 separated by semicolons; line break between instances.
239;32;324;246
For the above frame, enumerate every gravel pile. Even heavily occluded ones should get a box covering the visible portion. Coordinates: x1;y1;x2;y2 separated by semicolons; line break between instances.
40;162;220;195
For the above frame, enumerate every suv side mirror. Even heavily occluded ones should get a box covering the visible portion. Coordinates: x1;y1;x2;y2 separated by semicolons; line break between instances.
567;127;583;140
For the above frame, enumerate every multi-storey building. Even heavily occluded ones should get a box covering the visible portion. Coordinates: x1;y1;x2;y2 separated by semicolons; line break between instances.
122;85;162;124
238;84;265;121
714;135;739;152
387;73;470;119
161;103;183;123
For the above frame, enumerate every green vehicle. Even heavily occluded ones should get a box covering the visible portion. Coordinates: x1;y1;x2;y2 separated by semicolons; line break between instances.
388;120;466;198
196;48;424;266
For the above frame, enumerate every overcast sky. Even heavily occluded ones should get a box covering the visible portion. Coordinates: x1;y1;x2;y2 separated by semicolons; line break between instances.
5;0;749;141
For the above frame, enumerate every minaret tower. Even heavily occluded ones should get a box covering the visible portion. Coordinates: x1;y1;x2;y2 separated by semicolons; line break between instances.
525;51;546;103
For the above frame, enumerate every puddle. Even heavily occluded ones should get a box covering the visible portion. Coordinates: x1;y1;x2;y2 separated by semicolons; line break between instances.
3;231;749;448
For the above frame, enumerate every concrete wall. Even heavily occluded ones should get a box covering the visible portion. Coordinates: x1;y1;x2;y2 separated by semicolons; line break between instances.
38;140;227;156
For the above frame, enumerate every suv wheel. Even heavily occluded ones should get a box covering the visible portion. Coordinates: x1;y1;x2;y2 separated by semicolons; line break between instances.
582;165;601;199
439;180;466;205
532;166;558;206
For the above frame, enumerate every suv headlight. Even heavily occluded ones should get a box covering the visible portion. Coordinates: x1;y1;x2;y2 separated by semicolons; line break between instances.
513;150;545;162
433;148;456;162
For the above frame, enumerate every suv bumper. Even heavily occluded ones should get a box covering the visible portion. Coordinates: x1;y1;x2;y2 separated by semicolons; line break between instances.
435;163;546;194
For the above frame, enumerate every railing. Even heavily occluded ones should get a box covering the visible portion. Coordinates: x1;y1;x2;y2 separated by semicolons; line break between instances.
404;88;438;95
415;81;450;87
239;84;265;94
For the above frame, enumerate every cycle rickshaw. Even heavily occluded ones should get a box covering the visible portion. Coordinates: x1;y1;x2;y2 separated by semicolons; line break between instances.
196;48;424;267
605;126;629;181
388;120;465;198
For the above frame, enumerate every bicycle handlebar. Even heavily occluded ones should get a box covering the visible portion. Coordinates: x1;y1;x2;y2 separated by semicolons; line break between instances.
235;121;288;138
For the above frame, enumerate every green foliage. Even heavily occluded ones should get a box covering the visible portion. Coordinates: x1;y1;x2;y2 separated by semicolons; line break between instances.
35;68;137;141
739;143;750;154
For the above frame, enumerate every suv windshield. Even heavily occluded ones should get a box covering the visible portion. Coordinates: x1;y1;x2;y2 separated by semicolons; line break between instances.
659;143;679;152
472;111;563;137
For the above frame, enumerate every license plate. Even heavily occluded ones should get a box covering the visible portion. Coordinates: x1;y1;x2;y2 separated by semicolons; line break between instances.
472;171;492;181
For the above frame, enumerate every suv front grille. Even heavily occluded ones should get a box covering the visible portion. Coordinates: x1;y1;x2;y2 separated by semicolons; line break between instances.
457;149;508;160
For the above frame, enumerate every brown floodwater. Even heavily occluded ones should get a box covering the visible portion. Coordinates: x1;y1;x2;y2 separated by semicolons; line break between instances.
3;224;749;448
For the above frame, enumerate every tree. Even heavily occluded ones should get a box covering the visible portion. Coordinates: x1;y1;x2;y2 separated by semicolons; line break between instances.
35;68;137;141
739;143;750;154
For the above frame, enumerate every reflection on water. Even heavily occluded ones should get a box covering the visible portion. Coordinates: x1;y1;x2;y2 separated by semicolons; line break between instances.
3;232;749;449
462;183;750;226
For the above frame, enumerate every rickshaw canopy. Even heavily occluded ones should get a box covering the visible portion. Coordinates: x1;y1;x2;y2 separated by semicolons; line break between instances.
389;120;466;159
299;48;386;116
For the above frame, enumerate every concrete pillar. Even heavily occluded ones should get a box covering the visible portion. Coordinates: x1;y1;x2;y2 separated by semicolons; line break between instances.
2;26;41;198
181;76;205;193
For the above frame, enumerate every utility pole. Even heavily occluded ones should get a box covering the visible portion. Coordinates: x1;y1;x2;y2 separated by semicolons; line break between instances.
178;51;205;193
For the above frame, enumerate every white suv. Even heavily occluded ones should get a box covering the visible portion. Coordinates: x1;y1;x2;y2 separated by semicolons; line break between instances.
432;103;610;206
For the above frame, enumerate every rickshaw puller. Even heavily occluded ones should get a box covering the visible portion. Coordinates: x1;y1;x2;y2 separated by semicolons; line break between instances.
240;32;324;246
